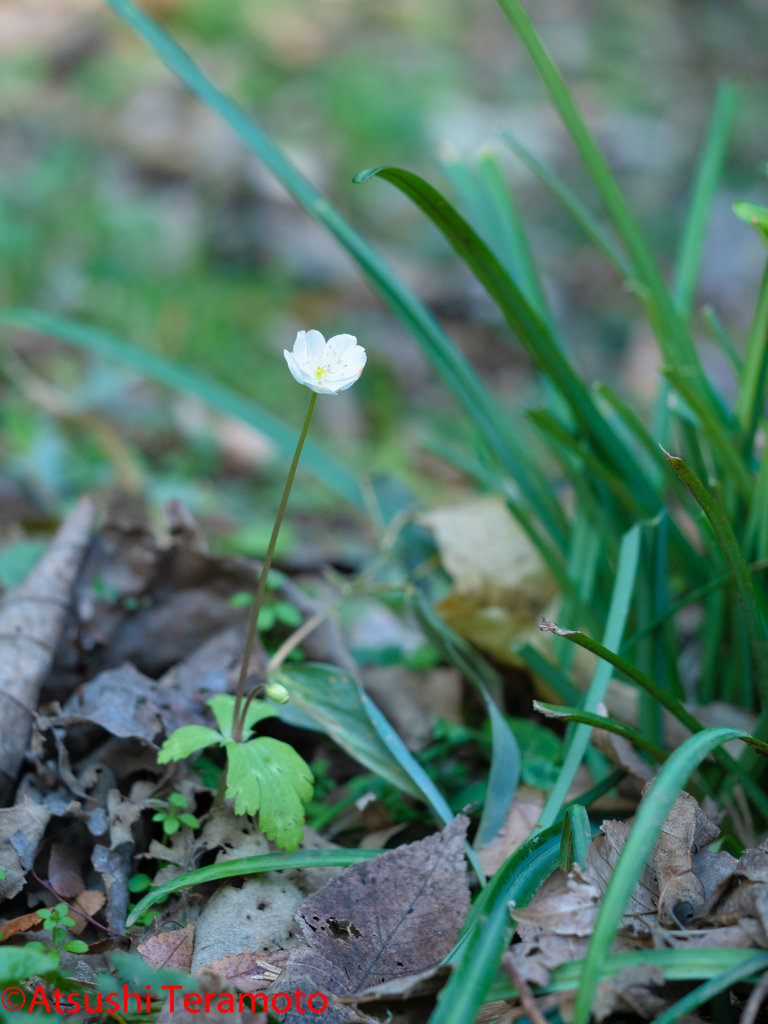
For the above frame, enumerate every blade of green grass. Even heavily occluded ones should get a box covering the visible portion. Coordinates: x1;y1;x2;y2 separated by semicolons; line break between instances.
672;83;739;320
737;261;768;447
572;726;755;1024
126;849;384;927
664;447;768;703
746;435;768;560
412;593;521;850
102;0;558;547
703;304;743;375
559;804;591;872
495;0;718;411
501;132;632;278
542;619;768;819
354;166;656;498
536;524;641;831
535;702;666;762
0;308;364;508
662;366;751;497
654;953;768;1024
490;947;768;999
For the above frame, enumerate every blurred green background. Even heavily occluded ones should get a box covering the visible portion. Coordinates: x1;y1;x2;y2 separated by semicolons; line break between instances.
0;0;767;562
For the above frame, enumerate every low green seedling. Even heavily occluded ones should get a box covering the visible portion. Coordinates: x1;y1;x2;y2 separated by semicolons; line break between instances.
25;904;88;965
149;792;200;836
158;693;313;852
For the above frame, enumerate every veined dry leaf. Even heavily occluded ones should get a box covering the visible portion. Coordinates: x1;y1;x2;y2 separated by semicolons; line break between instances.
0;797;51;900
335;964;452;1004
267;817;470;1023
420;497;556;666
68;889;106;936
0;909;43;941
138;922;195;972
702;838;768;943
512;867;601;939
107;789;146;850
198;948;292;992
650;792;719;928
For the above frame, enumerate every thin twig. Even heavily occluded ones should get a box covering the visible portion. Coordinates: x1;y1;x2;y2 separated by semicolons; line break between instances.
31;870;116;938
501;952;550;1024
267;609;327;673
741;969;768;1024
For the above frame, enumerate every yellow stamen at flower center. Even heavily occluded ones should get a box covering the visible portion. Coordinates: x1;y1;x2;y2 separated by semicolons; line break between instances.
315;366;327;380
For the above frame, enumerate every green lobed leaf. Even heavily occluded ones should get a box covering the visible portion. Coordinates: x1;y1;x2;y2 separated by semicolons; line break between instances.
126;849;385;927
207;693;278;740
0;945;60;984
572;726;752;1024
156;725;223;764
224;737;313;852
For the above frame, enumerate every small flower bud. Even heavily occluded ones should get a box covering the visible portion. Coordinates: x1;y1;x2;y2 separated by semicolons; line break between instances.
265;682;290;704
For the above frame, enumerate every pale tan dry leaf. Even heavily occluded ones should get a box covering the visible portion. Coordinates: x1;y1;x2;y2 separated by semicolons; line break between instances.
420;497;556;666
0;909;43;941
335;964;451;1004
107;789;146;850
68;889;107;936
511;868;601;940
0;797;51;900
138;921;195;972
701;838;768;942
198;948;292;992
478;786;543;875
506;934;590;988
660;924;755;949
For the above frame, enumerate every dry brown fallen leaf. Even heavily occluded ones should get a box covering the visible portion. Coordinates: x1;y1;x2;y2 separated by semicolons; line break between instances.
48;842;85;899
68;889;107;936
478;786;543;876
267;816;471;1024
199;948;292;993
701;837;768;944
138;922;195;972
0;909;43;941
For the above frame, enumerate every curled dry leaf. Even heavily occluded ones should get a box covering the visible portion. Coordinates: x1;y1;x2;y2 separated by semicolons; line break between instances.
591;964;667;1023
138;921;195;973
702;838;768;944
651;791;719;928
48;841;85;898
0;797;50;900
0;910;43;941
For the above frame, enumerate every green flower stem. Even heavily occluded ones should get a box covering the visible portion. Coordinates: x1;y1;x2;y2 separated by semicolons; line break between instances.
232;391;317;742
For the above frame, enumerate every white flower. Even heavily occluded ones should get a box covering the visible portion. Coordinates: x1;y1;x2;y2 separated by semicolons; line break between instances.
284;330;366;395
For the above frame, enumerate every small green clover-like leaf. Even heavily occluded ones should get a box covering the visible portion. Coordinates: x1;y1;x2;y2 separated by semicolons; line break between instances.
63;940;89;954
60;917;75;928
157;725;223;764
152;811;167;823
43;919;56;930
229;590;255;608
55;904;68;916
257;606;276;631
179;813;200;829
163;817;181;835
207;694;278;740
0;868;5;880
224;737;314;852
128;873;153;893
36;909;52;920
273;601;302;627
168;792;188;809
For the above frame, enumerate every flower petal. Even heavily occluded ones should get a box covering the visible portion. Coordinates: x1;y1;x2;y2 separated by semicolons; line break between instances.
327;334;357;358
303;329;326;364
285;350;311;387
292;331;309;366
